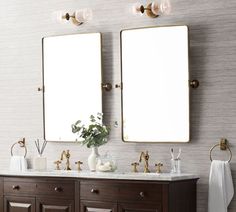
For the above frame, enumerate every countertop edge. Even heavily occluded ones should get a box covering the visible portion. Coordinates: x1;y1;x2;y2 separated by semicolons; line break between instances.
0;170;200;182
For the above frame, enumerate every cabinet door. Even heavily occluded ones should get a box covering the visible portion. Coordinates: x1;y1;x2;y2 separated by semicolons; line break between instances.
118;202;161;212
4;196;35;212
36;198;74;212
81;200;117;212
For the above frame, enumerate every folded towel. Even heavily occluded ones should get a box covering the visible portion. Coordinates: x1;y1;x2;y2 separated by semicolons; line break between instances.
208;160;234;212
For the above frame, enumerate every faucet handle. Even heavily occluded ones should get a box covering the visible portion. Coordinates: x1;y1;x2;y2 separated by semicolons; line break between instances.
54;160;61;170
75;160;83;171
131;162;139;172
155;163;163;173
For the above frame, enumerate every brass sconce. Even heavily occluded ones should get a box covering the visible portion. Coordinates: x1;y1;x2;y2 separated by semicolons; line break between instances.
55;9;93;26
132;0;171;18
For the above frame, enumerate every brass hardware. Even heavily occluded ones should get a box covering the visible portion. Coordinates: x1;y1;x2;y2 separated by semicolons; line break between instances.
115;83;122;89
102;83;112;91
139;191;145;197
54;187;63;192
75;160;83;171
12;185;20;190
38;87;44;92
61;150;71;170
139;151;150;173
220;138;227;150
91;189;99;193
146;3;159;18
189;80;199;89
131;162;139;172
138;4;159;18
209;138;232;162
155;163;163;173
11;138;27;158
62;12;83;26
54;160;61;170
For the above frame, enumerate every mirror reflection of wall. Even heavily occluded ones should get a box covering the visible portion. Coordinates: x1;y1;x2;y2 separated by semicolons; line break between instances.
121;25;189;142
43;33;102;142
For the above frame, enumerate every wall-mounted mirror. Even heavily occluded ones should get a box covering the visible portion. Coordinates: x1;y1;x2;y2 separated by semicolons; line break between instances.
43;33;102;142
121;25;189;142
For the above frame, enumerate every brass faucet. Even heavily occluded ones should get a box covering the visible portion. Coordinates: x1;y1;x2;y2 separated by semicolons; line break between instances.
131;162;139;173
139;151;150;173
61;150;71;170
75;160;83;171
155;163;163;173
54;160;61;170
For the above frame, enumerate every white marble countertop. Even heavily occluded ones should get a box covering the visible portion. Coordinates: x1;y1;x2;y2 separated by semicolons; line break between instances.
0;170;199;181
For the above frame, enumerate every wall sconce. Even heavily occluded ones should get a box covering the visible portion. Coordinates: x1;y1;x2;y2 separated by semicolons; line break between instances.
132;0;171;18
55;9;93;26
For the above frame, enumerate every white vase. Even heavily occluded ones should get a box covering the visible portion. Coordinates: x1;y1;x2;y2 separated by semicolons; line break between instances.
88;146;100;171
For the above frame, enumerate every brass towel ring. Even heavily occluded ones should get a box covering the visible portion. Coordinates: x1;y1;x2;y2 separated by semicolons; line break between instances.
10;138;27;158
209;139;232;162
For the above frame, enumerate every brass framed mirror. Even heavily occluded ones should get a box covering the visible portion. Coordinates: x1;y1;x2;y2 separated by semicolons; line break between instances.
42;33;102;142
121;25;189;142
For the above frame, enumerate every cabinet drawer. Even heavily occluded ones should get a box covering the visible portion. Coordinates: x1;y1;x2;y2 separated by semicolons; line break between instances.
4;180;36;195
4;178;75;198
118;183;162;202
37;181;75;198
80;180;119;201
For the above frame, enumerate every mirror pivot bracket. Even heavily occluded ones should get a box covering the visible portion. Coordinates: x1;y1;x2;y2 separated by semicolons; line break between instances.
189;80;199;89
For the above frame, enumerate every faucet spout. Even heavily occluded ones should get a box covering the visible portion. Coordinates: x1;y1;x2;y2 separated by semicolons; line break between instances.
139;151;150;173
61;150;71;170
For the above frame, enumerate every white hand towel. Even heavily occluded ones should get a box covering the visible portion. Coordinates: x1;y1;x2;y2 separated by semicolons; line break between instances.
208;160;234;212
21;157;28;171
9;156;28;172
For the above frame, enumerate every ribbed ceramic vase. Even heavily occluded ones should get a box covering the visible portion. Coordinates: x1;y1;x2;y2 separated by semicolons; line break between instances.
88;146;100;171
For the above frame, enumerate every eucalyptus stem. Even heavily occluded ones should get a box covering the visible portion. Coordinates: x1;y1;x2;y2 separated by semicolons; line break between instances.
71;113;110;148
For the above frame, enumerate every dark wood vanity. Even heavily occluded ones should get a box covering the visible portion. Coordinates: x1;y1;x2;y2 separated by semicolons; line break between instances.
0;175;198;212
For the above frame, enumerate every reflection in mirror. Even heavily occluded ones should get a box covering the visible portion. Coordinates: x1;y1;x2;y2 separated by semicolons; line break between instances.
121;26;189;142
43;33;102;142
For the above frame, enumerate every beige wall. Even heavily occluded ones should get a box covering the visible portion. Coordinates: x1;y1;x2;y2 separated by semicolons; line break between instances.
0;0;236;211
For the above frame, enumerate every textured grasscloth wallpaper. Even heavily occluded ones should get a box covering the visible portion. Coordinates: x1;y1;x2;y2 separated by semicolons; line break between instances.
0;0;236;211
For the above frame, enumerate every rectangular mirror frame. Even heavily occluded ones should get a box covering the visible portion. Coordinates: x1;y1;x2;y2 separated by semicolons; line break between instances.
42;32;103;142
120;25;190;143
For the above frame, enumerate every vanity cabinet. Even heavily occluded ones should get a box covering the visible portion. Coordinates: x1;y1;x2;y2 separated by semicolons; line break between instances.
0;176;198;212
79;179;197;212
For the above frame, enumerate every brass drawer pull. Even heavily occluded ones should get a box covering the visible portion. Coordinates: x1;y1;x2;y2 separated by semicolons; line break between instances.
54;187;63;192
139;191;145;197
91;189;99;194
12;185;20;190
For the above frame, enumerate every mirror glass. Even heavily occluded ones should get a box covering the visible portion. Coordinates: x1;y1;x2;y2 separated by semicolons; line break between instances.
121;26;189;142
43;33;102;142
